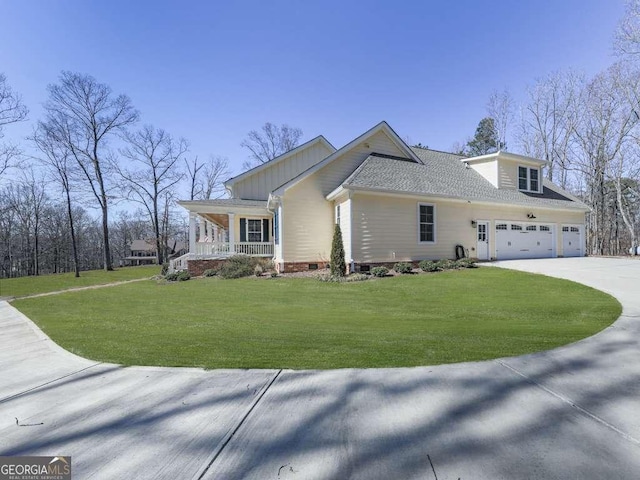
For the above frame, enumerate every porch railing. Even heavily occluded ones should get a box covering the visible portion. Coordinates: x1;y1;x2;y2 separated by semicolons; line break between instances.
195;241;273;257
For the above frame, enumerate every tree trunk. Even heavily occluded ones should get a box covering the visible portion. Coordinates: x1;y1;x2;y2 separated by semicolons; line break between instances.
65;188;80;277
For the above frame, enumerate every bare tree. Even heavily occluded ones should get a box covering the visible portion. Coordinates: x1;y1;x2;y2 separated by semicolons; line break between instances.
571;63;640;254
43;71;138;270
184;155;230;200
32;122;82;277
200;155;230;199
185;156;204;200
117;125;187;265
615;0;640;57
0;74;28;178
517;71;582;186
486;89;514;151
240;122;303;169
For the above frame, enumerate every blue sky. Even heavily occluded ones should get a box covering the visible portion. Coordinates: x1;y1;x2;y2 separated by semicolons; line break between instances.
0;0;626;179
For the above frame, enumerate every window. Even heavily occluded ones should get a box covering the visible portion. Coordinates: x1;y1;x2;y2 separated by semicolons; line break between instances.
526;225;537;231
540;225;550;232
247;219;262;242
562;226;569;232
418;204;435;242
518;166;541;193
571;227;580;233
496;223;508;230
511;224;523;231
335;204;341;225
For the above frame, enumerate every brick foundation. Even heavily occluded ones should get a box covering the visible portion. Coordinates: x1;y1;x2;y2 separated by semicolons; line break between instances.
187;259;227;276
353;261;422;272
280;261;330;273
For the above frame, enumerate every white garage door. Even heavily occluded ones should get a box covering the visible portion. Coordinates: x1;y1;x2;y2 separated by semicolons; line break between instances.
495;222;555;260
562;226;583;257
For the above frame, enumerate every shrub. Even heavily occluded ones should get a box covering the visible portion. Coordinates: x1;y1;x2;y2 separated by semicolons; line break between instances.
456;258;478;269
203;269;218;277
393;262;413;274
254;264;263;277
330;224;347;277
259;259;275;271
371;266;389;277
316;273;343;283
177;271;191;281
165;270;190;282
219;255;258;279
419;260;439;272
435;259;458;270
345;273;370;282
316;272;369;283
164;272;179;281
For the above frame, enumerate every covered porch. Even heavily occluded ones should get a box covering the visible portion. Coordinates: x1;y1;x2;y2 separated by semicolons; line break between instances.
171;199;274;272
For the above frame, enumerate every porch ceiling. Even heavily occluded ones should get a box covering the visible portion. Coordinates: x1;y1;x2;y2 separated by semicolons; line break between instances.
201;213;229;229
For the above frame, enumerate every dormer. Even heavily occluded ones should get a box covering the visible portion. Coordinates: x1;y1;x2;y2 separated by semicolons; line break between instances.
463;151;547;193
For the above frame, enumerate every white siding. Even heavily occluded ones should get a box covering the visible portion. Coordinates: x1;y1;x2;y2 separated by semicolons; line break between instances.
232;142;334;200
469;160;498;187
337;198;352;265
350;192;585;262
282;130;406;262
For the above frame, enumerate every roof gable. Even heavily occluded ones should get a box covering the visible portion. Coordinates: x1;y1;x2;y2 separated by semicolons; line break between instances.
225;135;335;189
272;121;420;195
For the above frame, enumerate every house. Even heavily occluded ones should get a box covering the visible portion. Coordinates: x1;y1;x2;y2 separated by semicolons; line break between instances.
124;239;187;266
172;121;588;275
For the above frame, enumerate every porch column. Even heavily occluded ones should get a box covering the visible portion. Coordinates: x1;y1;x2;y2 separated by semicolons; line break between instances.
213;224;219;243
189;213;197;254
228;213;236;253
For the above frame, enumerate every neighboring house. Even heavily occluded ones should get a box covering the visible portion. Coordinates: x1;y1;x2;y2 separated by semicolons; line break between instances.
124;239;187;266
173;121;588;275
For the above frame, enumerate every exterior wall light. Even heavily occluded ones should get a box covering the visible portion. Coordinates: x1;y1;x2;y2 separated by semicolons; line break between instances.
471;220;477;227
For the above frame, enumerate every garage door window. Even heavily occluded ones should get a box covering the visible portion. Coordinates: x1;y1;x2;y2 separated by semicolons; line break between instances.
511;224;523;230
496;223;507;230
526;225;537;231
540;225;550;231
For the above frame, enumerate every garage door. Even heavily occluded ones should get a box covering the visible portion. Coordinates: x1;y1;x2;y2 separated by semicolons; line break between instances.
562;226;582;257
495;222;555;260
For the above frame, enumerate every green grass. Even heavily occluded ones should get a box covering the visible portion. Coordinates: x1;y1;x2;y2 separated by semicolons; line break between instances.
0;265;160;298
12;268;621;369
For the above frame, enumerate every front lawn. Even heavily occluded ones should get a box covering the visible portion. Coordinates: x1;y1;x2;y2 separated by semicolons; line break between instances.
0;265;160;298
12;268;621;369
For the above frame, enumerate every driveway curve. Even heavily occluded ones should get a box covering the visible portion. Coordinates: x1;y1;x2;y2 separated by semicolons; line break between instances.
1;257;639;479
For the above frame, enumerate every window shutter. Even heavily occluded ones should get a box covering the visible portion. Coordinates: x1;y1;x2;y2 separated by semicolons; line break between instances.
262;219;269;242
240;218;247;242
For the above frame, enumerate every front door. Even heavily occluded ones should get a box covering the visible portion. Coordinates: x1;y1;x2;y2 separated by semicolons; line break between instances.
476;221;489;260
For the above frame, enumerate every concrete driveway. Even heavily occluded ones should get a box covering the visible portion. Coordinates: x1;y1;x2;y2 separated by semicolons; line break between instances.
1;257;639;479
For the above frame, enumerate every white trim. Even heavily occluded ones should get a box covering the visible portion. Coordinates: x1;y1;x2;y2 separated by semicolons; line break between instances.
224;135;336;188
465;150;548;166
417;202;436;244
272;121;421;196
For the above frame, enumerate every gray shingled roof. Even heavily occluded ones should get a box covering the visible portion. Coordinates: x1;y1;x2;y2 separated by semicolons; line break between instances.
340;149;589;211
